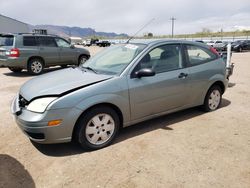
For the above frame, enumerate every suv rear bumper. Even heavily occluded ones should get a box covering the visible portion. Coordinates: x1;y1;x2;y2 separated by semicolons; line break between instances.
0;57;27;68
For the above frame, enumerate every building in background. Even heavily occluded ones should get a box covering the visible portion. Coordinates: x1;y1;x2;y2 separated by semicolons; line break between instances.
0;14;29;33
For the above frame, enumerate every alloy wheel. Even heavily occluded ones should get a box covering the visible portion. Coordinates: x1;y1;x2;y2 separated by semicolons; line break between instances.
31;61;43;74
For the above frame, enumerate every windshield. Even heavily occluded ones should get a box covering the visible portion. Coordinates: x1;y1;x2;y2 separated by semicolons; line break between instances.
0;35;14;46
82;43;146;75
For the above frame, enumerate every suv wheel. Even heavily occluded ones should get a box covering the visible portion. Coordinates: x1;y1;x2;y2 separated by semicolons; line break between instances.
78;55;88;66
8;67;23;73
75;106;120;150
203;85;222;112
28;58;44;75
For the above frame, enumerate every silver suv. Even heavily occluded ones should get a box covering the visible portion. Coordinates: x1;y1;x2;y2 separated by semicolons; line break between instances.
0;33;90;74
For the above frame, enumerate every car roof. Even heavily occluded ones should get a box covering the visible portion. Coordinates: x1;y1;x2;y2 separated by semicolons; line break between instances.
129;39;209;48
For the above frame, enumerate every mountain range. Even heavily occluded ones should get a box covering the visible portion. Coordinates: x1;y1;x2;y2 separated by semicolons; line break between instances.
30;25;128;38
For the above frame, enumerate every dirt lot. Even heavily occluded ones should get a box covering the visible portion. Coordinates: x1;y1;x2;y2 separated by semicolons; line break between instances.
0;46;250;188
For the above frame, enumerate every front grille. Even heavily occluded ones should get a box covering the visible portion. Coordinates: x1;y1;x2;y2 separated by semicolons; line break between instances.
19;95;29;108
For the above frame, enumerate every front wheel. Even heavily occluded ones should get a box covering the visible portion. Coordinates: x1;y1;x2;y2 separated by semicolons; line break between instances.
78;55;88;66
75;106;120;150
203;86;222;112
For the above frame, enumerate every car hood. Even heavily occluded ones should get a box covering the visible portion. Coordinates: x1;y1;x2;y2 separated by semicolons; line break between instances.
20;67;112;101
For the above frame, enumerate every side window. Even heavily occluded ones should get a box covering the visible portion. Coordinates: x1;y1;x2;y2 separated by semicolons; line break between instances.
55;38;71;48
38;37;57;47
186;45;217;66
134;44;183;74
23;36;37;46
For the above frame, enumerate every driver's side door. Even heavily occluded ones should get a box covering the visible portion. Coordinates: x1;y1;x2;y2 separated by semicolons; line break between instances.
127;44;190;121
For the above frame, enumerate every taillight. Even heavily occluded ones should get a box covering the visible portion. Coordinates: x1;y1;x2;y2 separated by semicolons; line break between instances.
210;47;219;56
8;48;20;57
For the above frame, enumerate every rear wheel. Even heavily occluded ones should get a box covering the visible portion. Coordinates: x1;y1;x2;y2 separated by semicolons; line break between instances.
8;67;23;73
75;106;120;150
28;58;44;75
203;85;222;112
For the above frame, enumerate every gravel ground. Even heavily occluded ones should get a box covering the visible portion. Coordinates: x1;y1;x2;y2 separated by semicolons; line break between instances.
0;47;249;188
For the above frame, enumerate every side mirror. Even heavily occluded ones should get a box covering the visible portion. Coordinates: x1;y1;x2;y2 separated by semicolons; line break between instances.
70;44;75;49
135;68;155;78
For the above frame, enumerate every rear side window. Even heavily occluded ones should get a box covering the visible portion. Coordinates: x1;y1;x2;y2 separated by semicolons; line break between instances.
23;36;37;46
0;35;14;46
38;37;57;47
185;45;217;66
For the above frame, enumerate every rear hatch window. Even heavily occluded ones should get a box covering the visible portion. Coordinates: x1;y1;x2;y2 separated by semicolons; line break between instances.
0;34;14;58
0;35;14;47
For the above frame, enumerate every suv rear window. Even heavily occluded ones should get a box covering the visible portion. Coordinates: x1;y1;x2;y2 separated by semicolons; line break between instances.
0;35;14;46
23;36;37;46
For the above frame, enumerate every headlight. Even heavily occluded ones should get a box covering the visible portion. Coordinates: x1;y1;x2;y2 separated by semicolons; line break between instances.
27;97;57;113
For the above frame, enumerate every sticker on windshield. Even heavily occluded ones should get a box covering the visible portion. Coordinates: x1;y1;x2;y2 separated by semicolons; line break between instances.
124;44;138;50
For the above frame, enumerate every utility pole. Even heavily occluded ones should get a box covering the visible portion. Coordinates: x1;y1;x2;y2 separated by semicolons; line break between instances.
170;17;176;38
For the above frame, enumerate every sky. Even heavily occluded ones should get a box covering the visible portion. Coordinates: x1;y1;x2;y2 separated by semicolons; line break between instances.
1;0;250;36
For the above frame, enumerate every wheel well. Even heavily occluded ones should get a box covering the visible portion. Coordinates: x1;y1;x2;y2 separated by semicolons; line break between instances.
210;81;225;94
27;56;45;66
72;103;124;139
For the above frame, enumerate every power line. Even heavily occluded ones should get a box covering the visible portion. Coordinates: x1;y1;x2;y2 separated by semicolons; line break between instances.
170;17;176;38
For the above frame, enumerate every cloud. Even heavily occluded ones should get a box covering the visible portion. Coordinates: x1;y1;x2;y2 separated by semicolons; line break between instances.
1;0;250;35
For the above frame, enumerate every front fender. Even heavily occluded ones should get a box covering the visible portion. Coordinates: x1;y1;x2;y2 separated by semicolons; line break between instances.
75;93;130;126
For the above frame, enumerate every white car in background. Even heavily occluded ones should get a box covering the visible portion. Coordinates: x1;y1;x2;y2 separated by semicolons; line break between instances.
206;41;227;51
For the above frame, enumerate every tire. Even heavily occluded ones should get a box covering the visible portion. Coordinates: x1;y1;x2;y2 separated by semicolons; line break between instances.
27;58;44;75
203;85;222;112
8;67;22;73
78;55;88;66
75;106;120;150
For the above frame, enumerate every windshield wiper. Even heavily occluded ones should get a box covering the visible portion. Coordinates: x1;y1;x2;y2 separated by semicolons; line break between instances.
82;66;98;74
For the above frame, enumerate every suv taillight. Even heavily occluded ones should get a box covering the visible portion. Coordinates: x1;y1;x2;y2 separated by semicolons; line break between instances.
210;47;219;56
8;48;20;57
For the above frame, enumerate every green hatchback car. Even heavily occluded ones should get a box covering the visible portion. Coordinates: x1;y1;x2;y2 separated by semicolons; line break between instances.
0;33;90;74
11;40;229;150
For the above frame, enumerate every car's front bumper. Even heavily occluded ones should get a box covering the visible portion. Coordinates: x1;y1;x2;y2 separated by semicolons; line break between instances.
11;95;83;144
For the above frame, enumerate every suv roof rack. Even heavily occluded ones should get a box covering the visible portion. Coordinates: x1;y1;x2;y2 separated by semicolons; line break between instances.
16;32;60;37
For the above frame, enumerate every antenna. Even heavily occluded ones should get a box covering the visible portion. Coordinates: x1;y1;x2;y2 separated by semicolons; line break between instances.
126;18;155;43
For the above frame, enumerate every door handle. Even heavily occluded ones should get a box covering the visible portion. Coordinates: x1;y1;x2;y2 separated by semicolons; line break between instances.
178;73;188;79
